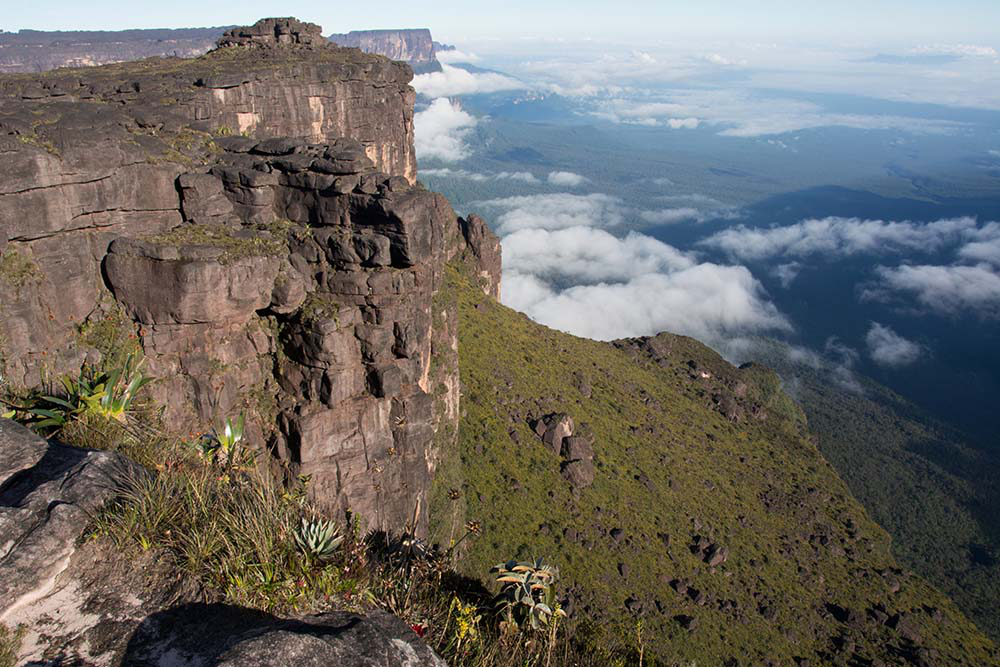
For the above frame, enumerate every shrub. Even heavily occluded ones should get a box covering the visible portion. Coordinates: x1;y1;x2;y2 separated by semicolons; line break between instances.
491;558;566;632
0;624;24;667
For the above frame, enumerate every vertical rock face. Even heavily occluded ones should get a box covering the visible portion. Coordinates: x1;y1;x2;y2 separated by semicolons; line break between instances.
0;18;501;536
328;29;442;73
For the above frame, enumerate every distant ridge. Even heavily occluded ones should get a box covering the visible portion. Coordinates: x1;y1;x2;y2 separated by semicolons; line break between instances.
328;28;442;73
0;26;230;72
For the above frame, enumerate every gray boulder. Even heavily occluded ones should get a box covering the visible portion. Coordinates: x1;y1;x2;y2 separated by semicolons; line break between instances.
123;604;446;667
0;419;139;626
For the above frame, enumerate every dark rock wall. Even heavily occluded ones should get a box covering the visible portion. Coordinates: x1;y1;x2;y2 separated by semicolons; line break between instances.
0;19;502;535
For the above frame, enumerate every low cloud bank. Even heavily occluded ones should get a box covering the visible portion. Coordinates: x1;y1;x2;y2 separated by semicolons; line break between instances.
414;99;477;162
476;193;789;345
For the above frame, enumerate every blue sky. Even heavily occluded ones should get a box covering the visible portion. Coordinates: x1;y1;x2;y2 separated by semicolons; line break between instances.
5;1;1000;44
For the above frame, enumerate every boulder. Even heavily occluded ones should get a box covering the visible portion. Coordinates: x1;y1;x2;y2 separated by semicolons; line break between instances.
0;419;142;626
123;605;446;667
540;413;574;455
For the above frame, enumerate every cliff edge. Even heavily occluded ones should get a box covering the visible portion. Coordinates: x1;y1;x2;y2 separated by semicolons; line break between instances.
0;17;500;536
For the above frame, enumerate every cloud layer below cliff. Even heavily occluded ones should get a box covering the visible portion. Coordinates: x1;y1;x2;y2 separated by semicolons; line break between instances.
413;98;477;161
412;64;523;98
475;192;790;344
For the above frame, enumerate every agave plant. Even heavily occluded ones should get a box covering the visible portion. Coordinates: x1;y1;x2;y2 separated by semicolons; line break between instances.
16;353;153;431
491;557;566;631
199;413;251;467
294;517;344;562
75;352;153;423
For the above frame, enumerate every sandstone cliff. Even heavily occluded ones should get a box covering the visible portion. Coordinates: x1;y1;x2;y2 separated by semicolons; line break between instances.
0;17;500;535
328;29;442;74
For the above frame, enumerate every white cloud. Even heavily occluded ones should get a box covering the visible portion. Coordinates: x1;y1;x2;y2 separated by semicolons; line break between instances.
435;49;481;64
481;193;789;347
502;227;693;286
772;262;803;288
912;44;999;58
420;167;539;183
474;193;626;235
667;117;700;129
547;171;588;187
865;322;923;367
865;263;1000;317
592;90;963;137
413;98;477;162
503;263;790;344
990;150;1000;158
958;222;1000;265
823;337;863;393
638;207;702;224
412;64;523;98
700;216;978;261
702;53;748;67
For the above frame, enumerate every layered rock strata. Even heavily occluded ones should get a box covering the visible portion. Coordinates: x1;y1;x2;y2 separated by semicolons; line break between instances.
0;18;501;535
328;29;442;74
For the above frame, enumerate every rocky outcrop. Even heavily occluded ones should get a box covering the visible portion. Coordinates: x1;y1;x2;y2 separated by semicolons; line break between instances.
0;18;502;536
124;605;446;667
217;17;325;48
0;27;225;74
328;29;442;74
0;420;445;666
0;17;418;184
0;419;142;628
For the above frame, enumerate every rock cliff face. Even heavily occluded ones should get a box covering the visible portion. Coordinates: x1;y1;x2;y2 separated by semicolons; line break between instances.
328;29;442;74
0;27;226;73
0;18;501;535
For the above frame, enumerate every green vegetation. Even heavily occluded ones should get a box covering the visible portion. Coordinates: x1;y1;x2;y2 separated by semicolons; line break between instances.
431;259;998;665
295;517;345;563
751;338;1000;641
144;223;288;264
0;624;24;667
76;301;140;370
14;352;152;430
297;292;345;326
492;558;566;632
0;248;42;292
6;358;609;666
87;419;615;665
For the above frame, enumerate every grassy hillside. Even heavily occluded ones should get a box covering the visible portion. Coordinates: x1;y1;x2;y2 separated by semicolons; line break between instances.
430;260;998;665
748;339;1000;643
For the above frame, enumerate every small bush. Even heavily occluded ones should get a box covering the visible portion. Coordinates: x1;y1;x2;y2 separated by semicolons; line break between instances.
0;624;24;667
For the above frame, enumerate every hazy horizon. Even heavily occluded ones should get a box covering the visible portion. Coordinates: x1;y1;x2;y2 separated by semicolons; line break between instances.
5;0;1000;45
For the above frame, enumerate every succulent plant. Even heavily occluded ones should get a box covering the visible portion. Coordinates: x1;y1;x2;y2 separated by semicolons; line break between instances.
294;517;344;562
490;557;566;631
198;413;252;467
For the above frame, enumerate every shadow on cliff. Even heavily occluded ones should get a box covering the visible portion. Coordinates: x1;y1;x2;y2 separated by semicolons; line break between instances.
120;602;358;666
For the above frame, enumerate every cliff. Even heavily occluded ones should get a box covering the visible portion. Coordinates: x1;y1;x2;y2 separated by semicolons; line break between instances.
0;27;226;73
0;17;494;535
1;16;997;667
328;29;442;73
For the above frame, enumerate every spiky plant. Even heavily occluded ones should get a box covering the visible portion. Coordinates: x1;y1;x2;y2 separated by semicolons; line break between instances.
199;413;252;468
294;517;344;563
11;353;153;431
490;557;566;631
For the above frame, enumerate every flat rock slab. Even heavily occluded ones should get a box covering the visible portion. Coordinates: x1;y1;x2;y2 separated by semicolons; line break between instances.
0;419;139;623
124;604;446;667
